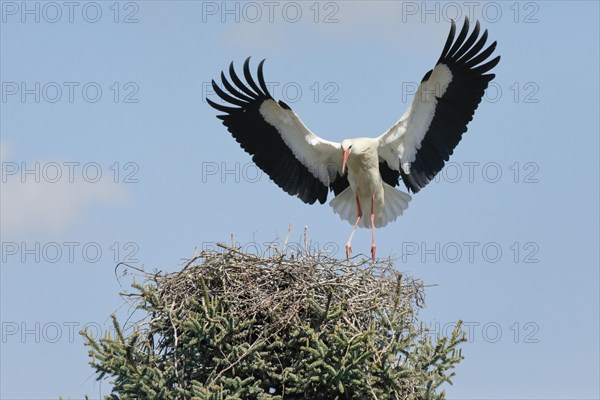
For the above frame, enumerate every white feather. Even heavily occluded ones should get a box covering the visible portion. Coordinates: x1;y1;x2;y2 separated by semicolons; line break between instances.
329;187;359;226
378;63;453;173
330;184;411;228
380;183;412;227
259;100;342;185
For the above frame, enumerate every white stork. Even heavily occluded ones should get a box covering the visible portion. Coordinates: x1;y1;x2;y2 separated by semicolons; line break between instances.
207;18;500;261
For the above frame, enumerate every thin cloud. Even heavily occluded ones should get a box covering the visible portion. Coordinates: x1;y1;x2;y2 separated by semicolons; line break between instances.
215;2;449;53
0;143;127;238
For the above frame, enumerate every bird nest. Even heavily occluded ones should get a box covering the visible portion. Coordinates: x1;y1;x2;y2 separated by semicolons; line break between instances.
141;242;425;333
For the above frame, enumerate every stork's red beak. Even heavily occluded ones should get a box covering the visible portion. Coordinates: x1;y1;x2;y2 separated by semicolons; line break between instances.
342;150;349;175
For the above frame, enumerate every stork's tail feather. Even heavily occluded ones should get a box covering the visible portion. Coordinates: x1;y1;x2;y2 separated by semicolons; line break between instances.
329;184;412;228
329;187;358;226
380;183;412;227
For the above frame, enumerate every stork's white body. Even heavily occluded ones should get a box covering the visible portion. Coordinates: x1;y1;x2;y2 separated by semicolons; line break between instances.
208;18;500;260
330;138;412;230
325;137;413;258
344;139;384;226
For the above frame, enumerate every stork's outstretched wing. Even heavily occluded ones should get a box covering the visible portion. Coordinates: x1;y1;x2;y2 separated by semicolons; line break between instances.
207;58;347;204
378;18;500;193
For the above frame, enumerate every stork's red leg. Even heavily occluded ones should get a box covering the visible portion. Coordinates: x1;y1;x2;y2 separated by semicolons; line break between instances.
370;197;376;261
346;196;362;260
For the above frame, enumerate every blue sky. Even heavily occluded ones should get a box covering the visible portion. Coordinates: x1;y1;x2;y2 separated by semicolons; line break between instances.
1;1;598;399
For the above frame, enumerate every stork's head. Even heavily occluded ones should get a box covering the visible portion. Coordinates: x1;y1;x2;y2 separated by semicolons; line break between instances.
341;139;373;174
341;139;353;175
